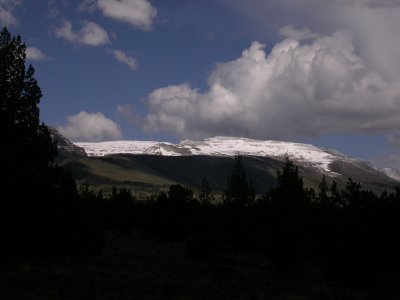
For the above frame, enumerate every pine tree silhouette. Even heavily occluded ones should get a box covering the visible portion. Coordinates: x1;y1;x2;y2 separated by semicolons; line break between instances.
271;157;306;211
224;155;255;207
0;27;99;260
199;177;213;205
1;27;57;189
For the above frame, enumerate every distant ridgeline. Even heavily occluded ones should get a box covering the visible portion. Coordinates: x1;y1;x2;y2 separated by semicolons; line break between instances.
52;131;399;193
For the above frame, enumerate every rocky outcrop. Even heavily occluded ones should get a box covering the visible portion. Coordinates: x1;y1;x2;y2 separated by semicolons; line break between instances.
49;127;87;157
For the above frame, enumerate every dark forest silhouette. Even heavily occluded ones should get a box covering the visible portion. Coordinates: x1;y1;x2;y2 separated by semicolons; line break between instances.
0;27;102;261
77;156;400;286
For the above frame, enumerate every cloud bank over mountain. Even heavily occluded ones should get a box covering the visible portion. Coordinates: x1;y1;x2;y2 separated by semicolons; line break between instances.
142;31;400;139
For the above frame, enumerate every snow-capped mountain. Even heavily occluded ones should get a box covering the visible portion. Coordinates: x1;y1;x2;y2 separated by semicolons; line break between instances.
77;136;358;177
75;136;400;182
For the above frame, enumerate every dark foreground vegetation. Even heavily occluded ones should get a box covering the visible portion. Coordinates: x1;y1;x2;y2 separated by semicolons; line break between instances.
2;27;400;299
3;157;400;299
75;158;400;287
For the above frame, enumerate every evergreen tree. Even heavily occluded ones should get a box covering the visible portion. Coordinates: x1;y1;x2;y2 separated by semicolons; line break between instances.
1;27;57;190
318;174;329;203
342;178;361;207
168;184;193;206
0;27;97;260
199;177;213;205
272;157;306;210
224;155;255;207
329;180;342;207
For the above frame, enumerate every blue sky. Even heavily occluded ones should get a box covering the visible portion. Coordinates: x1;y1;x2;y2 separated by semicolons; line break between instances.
2;0;400;168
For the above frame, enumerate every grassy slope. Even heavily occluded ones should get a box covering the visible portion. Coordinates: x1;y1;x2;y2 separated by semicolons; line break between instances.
59;154;398;194
60;155;279;193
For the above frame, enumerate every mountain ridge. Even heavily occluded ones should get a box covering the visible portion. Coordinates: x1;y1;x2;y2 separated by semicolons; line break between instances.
47;132;398;193
75;136;398;181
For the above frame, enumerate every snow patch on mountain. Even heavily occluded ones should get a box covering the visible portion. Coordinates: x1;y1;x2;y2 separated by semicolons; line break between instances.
77;140;159;156
76;136;348;175
75;136;400;181
382;168;400;182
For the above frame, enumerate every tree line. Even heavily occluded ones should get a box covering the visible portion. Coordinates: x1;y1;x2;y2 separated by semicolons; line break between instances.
77;156;400;286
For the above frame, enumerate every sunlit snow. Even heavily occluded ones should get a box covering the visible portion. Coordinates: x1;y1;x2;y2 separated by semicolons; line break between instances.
77;136;349;175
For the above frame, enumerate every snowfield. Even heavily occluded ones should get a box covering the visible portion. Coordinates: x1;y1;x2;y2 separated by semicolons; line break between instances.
77;136;351;175
76;136;400;180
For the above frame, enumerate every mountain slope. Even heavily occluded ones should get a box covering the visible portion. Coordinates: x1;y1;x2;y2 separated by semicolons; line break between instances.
77;137;341;173
60;154;397;194
50;136;398;194
49;128;87;157
76;136;396;180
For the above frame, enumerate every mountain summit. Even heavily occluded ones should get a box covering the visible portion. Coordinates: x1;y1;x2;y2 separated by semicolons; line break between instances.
76;136;399;182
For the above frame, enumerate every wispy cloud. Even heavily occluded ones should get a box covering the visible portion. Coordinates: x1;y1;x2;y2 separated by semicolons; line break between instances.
331;0;400;8
97;0;157;31
26;47;48;61
112;49;138;71
279;25;320;40
55;21;110;46
0;0;21;26
77;0;97;13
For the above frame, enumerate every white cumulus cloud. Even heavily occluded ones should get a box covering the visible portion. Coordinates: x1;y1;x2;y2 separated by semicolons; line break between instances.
57;111;122;142
26;47;48;61
55;21;110;46
112;49;138;71
97;0;157;31
142;33;400;140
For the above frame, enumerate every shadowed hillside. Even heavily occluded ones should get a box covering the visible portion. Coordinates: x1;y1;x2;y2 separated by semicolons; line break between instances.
59;154;398;194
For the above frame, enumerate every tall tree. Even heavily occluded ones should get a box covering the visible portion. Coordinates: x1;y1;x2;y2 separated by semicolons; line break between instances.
0;27;56;189
224;155;255;207
199;177;213;205
0;27;92;260
271;157;306;210
318;174;329;203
